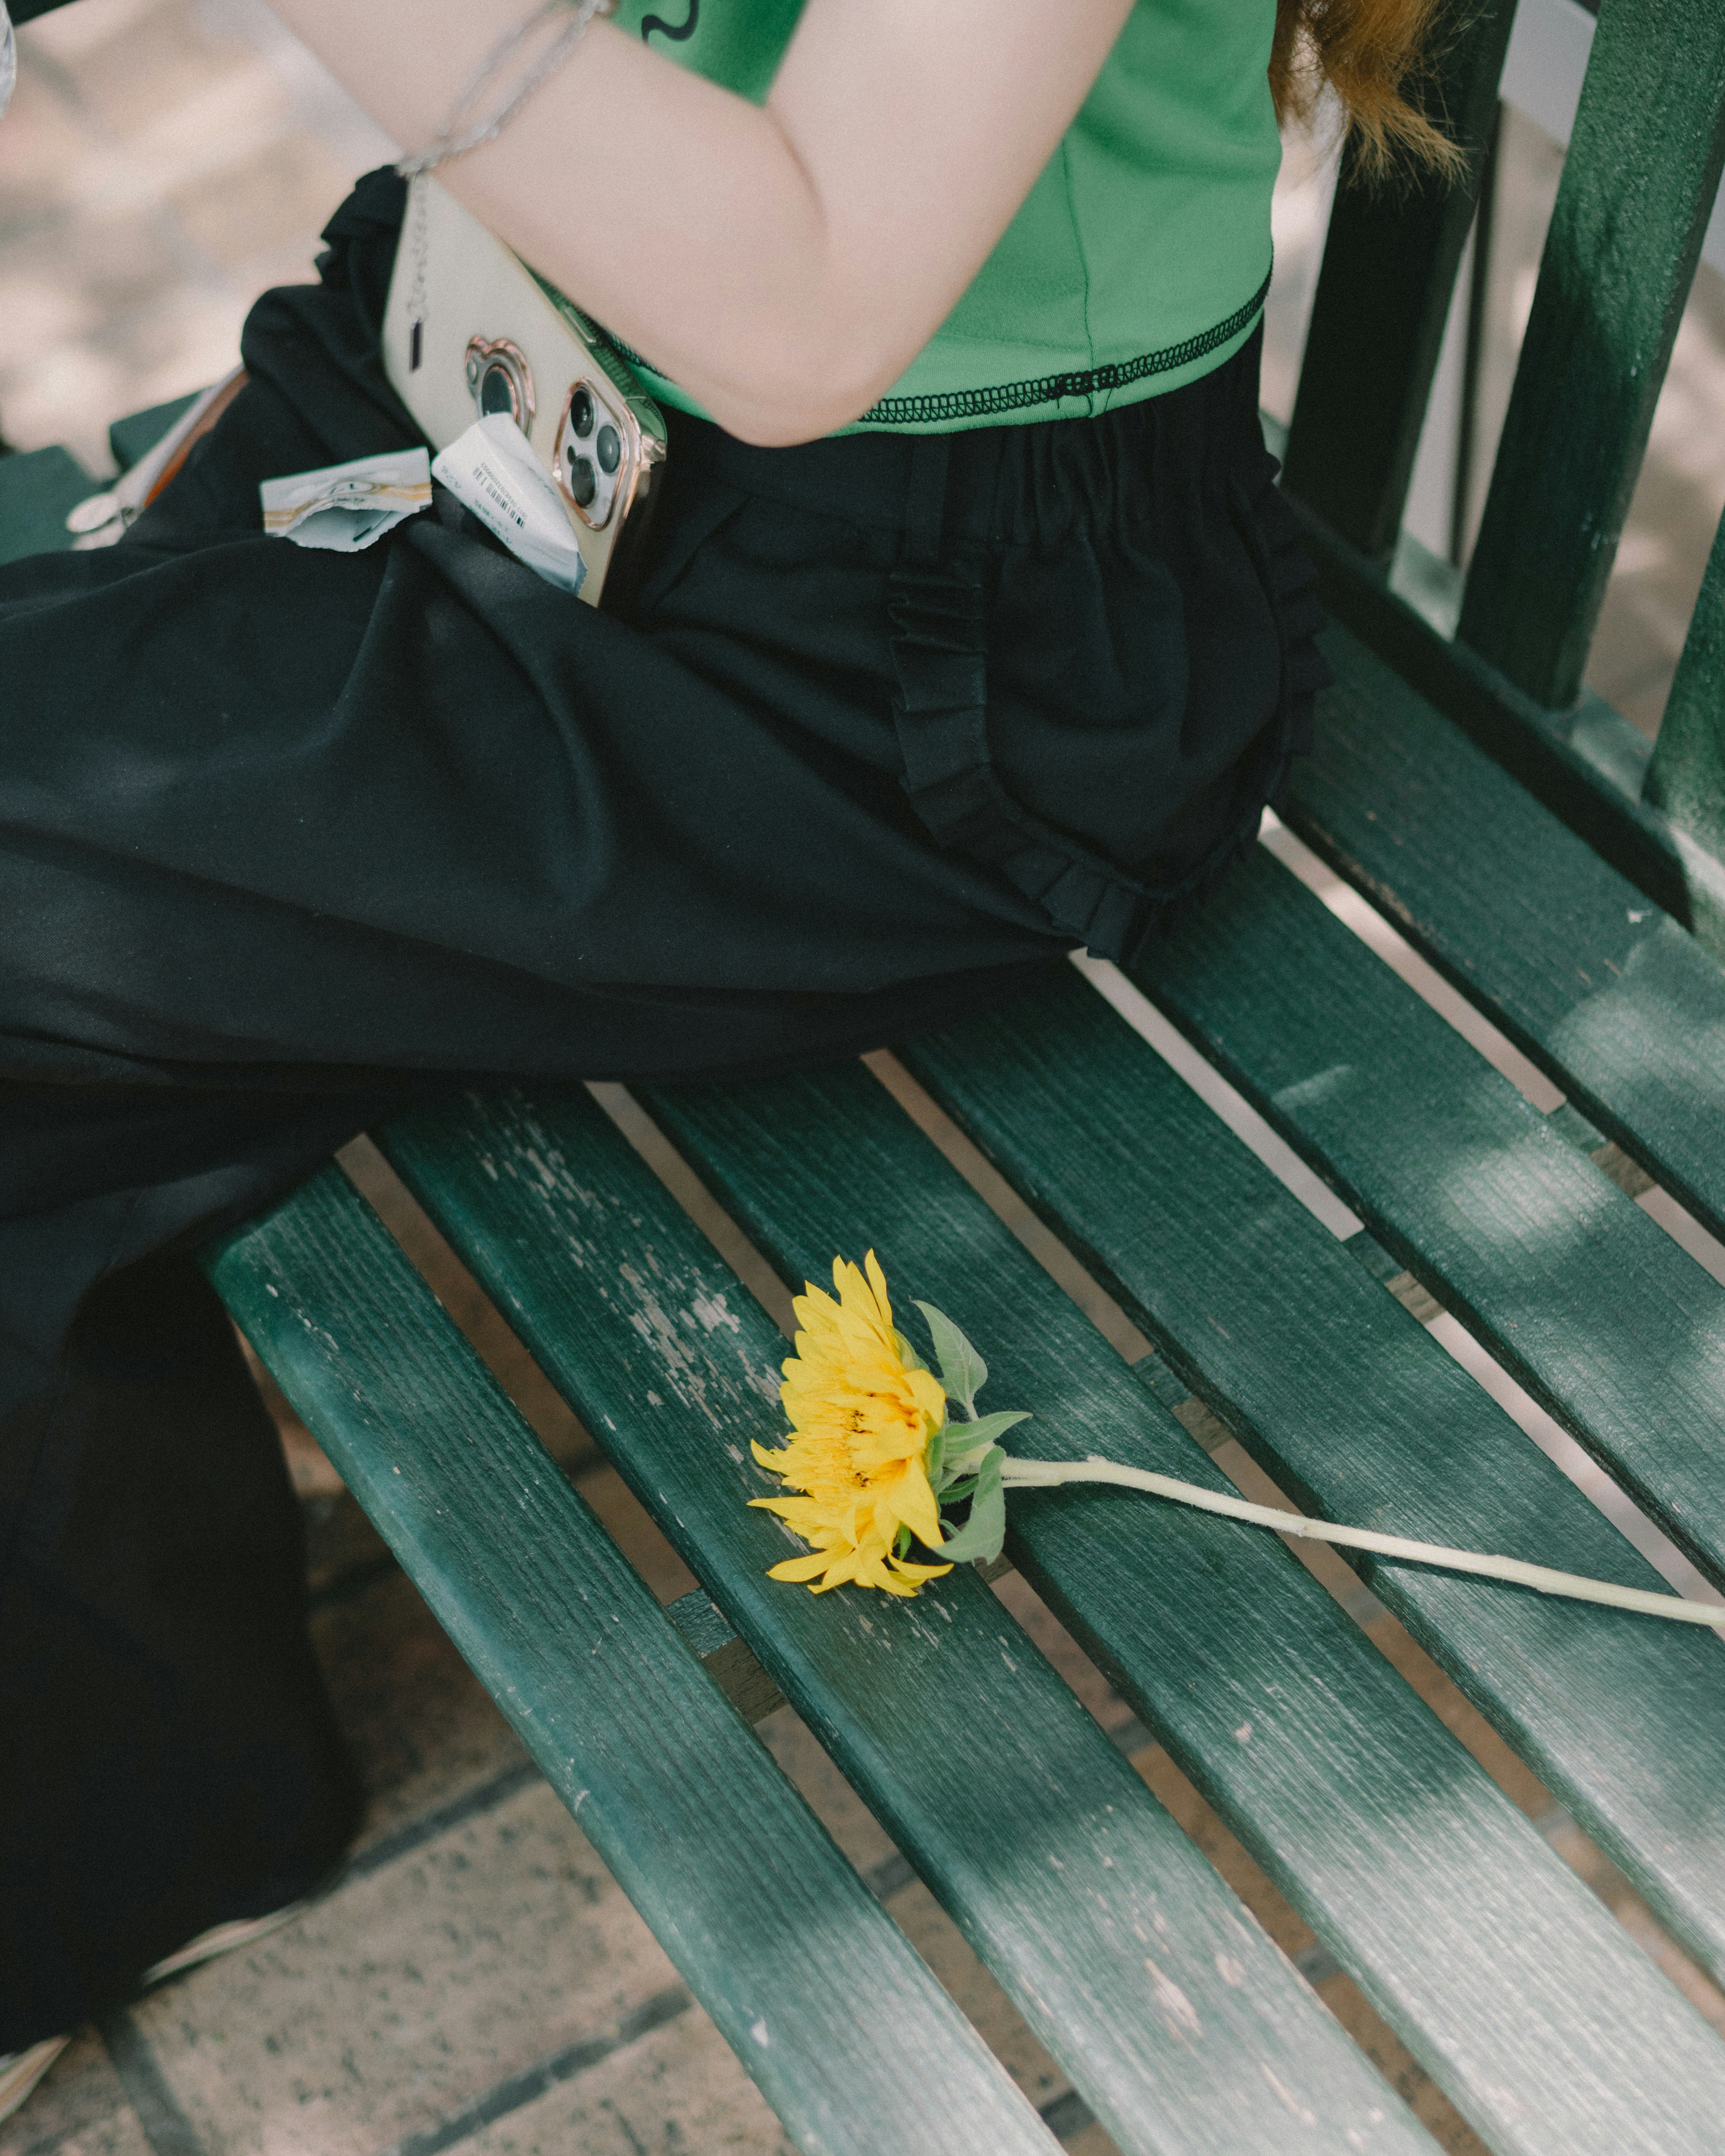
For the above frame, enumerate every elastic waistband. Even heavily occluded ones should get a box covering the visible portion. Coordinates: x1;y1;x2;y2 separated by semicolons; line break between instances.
663;328;1267;552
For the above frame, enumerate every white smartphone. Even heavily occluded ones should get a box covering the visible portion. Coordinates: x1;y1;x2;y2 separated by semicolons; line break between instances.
382;177;667;608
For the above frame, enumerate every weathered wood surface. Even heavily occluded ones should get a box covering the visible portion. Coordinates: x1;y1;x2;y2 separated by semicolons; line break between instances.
666;1587;788;1722
377;1091;1432;2156
205;1165;1062;2156
1645;501;1725;857
1130;841;1725;1588
1284;623;1725;1248
1281;0;1514;559
894;965;1725;1988
624;1064;1725;2156
1457;0;1725;707
1297;505;1725;961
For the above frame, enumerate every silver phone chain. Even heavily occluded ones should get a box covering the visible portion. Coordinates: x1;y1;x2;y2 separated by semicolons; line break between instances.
402;176;431;370
396;0;614;181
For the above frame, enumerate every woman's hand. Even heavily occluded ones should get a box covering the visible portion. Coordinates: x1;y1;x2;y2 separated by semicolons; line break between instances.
265;0;1136;444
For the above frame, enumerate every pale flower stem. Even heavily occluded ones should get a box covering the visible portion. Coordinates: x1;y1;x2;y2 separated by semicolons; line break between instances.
1000;1456;1725;1627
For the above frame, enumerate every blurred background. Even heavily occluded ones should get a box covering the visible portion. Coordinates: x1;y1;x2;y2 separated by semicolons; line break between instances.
0;0;392;464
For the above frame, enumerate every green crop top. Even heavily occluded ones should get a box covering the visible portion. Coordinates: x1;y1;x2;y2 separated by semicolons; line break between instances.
606;0;1282;433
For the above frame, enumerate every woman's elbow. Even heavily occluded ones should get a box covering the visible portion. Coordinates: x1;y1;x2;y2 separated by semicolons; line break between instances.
713;398;864;448
703;380;880;448
695;325;908;447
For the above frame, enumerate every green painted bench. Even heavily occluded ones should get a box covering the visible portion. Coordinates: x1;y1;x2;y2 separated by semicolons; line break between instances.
9;0;1725;2146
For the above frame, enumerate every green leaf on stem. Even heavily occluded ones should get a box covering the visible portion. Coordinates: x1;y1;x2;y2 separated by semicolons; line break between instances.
933;1447;1007;1565
939;1409;1028;1474
916;1300;988;1418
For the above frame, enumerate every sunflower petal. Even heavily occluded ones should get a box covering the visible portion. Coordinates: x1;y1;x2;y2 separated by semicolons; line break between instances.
768;1551;841;1582
885;1463;945;1552
907;1365;949;1431
862;1249;895;1329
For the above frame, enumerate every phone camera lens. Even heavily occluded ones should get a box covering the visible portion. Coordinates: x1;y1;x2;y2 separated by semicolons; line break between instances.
569;388;594;438
479;363;516;418
596;424;621;474
566;450;597;507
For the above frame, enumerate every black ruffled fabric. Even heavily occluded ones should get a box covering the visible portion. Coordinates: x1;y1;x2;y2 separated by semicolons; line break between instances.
885;406;1331;972
1255;444;1334;782
0;170;1325;1095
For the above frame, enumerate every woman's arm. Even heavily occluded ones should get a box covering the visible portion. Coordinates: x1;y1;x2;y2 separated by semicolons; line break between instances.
266;0;1135;445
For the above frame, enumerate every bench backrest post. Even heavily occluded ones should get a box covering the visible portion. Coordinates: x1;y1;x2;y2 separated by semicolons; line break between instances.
1643;500;1725;851
1455;0;1725;711
1280;0;1514;561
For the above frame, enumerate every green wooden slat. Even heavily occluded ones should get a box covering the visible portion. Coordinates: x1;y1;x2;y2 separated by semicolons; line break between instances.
1645;500;1725;855
0;445;89;565
892;965;1725;1989
1282;623;1725;1251
109;393;199;475
1458;0;1725;707
626;1065;1725;2156
204;1165;1060;2156
1296;503;1725;959
1281;0;1514;559
1127;840;1725;1586
376;1091;1432;2156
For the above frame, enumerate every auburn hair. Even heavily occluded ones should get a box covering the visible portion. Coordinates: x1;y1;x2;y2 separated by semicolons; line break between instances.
1269;0;1466;177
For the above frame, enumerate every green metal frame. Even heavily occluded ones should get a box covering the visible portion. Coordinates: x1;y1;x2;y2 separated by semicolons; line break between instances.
1282;0;1725;959
1281;0;1516;560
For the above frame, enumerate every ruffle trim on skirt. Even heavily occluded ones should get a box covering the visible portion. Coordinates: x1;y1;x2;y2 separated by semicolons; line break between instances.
885;460;1331;971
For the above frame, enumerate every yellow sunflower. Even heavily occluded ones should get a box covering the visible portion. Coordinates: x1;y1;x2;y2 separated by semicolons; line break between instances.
750;1250;954;1596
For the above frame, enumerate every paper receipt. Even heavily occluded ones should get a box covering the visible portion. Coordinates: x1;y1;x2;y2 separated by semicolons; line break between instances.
431;415;587;596
260;447;432;553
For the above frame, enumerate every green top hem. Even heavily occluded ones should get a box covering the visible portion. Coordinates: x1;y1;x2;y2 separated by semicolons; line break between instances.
606;0;1282;438
851;267;1271;430
621;269;1271;438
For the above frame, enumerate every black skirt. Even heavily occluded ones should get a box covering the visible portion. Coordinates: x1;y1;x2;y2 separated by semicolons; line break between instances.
0;167;1325;1095
0;169;1329;2047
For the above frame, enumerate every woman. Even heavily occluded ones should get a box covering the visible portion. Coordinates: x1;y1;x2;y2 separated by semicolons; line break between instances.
0;0;1447;2104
